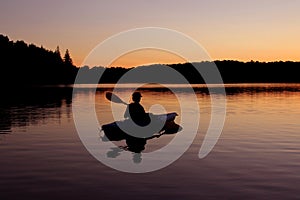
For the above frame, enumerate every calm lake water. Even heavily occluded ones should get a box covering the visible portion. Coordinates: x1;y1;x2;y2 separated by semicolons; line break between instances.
0;84;300;199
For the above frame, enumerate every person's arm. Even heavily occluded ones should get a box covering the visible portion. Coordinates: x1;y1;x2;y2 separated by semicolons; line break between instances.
146;133;163;140
124;105;130;118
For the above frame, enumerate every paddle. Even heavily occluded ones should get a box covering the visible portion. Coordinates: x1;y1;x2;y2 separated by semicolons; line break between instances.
105;92;128;105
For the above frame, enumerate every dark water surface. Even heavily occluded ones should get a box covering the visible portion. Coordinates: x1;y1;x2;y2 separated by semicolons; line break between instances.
0;84;300;199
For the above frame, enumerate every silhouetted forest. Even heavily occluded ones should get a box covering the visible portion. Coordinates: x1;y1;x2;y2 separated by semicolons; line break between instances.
0;34;78;85
79;61;300;84
169;61;300;83
1;34;300;85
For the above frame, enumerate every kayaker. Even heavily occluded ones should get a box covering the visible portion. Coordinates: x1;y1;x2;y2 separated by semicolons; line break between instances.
124;92;150;126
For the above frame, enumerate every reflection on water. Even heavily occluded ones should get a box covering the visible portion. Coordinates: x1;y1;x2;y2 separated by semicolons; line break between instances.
106;147;143;164
2;84;299;135
0;84;300;199
0;87;73;134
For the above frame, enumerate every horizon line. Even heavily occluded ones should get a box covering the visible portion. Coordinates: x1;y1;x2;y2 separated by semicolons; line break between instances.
79;60;300;69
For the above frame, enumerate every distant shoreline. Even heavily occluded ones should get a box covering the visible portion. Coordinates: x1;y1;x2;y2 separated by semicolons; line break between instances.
1;34;300;85
2;82;300;89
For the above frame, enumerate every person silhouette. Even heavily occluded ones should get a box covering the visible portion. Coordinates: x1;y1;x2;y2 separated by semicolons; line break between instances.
124;92;150;126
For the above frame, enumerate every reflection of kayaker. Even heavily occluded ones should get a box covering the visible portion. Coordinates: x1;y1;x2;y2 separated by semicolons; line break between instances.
124;92;150;126
106;147;143;164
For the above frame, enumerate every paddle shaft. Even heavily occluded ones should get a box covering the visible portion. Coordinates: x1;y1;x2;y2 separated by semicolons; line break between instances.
105;92;128;105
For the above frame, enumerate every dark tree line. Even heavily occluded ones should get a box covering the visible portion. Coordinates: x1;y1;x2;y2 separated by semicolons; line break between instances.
213;60;300;83
1;34;300;85
0;34;78;85
94;61;300;84
168;61;300;83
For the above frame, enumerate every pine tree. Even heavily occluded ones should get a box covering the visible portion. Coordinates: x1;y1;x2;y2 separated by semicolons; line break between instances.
54;46;63;63
55;46;61;58
63;49;73;66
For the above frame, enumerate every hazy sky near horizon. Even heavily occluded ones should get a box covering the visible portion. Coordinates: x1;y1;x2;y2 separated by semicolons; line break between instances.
1;0;300;67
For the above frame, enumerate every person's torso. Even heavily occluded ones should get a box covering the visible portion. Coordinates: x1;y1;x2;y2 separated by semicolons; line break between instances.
129;103;145;118
128;103;149;126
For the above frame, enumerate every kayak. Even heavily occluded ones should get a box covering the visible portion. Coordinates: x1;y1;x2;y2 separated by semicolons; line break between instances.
101;112;181;141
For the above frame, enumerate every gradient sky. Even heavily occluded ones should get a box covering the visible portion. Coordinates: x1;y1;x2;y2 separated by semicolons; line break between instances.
1;0;300;67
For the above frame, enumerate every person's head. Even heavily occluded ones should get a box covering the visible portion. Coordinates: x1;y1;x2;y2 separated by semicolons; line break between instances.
132;92;142;103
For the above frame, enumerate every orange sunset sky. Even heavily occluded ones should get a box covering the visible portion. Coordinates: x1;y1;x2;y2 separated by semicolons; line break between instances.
1;0;300;68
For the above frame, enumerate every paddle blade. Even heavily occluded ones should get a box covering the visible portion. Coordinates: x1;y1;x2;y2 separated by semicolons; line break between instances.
105;92;128;105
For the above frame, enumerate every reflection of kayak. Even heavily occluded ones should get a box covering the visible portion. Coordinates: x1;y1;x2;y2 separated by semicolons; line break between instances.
101;112;181;141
